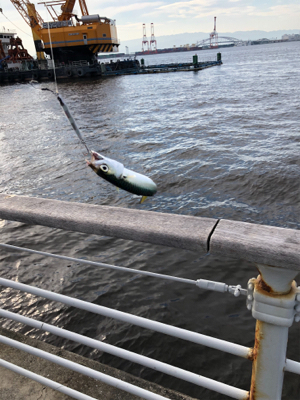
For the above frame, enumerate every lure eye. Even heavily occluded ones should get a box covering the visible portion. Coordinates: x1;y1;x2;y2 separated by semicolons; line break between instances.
100;164;109;173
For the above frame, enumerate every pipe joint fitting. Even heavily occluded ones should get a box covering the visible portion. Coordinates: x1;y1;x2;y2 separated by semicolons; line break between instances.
252;281;298;327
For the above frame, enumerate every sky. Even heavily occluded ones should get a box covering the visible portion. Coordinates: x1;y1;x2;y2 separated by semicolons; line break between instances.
1;0;299;55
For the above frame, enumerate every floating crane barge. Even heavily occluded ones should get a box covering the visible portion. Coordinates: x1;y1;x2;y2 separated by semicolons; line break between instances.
0;1;222;84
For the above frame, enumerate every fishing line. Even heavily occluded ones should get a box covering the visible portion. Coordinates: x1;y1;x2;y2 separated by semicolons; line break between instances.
47;23;58;94
42;25;91;153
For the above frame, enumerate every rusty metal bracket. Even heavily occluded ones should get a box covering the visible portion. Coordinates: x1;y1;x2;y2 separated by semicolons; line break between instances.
252;281;297;327
246;277;300;325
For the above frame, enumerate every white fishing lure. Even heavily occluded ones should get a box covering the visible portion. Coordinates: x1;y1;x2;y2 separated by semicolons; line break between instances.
87;151;157;198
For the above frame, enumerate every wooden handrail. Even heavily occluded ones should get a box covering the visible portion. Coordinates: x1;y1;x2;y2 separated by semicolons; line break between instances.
0;194;299;270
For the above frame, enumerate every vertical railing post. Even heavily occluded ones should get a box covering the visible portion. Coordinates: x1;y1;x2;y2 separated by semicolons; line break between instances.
249;264;298;400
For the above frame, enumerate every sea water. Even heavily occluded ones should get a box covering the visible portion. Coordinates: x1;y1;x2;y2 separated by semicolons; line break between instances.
0;41;299;399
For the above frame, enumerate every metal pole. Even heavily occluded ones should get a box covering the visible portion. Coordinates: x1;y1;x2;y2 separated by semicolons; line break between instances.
249;264;298;400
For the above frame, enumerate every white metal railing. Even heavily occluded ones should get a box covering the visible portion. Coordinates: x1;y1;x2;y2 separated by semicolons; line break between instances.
0;258;251;400
0;195;299;400
0;276;249;399
0;270;250;358
0;244;299;400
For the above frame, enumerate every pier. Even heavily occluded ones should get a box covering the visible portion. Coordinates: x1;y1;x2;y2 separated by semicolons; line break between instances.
0;194;299;400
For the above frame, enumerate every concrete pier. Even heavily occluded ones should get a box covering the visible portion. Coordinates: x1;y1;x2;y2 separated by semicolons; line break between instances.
0;327;194;400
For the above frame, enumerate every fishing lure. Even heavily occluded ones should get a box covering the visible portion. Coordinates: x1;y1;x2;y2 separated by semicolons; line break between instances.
56;93;157;202
87;151;157;201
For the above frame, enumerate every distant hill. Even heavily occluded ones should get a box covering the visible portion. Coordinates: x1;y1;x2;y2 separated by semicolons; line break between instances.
119;29;300;53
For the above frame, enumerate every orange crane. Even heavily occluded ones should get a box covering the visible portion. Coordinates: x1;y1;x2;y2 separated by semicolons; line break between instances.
10;0;119;62
10;0;45;59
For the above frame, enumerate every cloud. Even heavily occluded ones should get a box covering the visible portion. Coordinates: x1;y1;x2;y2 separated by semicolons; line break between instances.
139;0;300;24
94;2;163;16
247;4;300;16
145;0;246;20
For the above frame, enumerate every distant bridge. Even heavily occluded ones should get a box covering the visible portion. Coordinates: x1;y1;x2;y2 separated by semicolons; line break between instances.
196;36;247;48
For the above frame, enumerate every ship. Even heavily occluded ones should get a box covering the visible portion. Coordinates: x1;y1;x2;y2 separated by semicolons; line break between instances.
0;27;36;74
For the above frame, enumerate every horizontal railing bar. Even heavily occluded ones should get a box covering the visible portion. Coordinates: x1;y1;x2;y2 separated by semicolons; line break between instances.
210;219;300;270
0;243;196;286
0;308;249;399
0;194;299;270
0;358;98;400
285;359;300;375
0;194;218;253
0;335;170;400
0;278;252;359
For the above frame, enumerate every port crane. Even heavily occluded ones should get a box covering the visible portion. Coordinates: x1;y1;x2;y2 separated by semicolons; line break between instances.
10;0;119;62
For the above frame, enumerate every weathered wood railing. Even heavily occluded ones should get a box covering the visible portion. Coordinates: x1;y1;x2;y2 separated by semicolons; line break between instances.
0;194;299;268
0;194;299;400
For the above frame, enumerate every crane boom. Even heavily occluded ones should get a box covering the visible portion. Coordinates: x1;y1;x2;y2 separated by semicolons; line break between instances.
78;0;88;16
38;0;87;20
10;0;43;28
10;0;45;58
58;0;76;20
